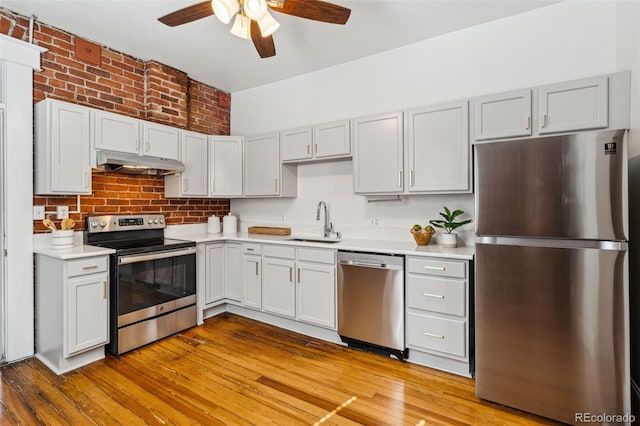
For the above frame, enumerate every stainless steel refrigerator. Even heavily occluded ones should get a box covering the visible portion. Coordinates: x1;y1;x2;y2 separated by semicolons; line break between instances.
475;129;631;425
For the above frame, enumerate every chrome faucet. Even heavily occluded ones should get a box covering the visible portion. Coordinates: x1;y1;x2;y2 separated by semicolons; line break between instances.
316;201;333;238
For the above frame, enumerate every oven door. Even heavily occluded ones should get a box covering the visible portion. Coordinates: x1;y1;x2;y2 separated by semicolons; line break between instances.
116;247;196;327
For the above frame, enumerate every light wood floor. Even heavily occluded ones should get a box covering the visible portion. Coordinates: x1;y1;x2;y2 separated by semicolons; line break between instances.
0;313;560;425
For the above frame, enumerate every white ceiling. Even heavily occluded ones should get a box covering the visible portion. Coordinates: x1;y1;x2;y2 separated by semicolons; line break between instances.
1;0;562;93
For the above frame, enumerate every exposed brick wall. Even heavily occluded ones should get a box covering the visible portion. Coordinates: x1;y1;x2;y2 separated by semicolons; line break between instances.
0;8;232;233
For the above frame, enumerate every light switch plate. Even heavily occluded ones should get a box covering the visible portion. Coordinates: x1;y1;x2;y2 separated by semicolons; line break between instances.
33;206;45;220
56;205;69;219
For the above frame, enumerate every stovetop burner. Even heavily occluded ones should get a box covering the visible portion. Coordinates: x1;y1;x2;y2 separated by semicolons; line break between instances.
84;214;195;255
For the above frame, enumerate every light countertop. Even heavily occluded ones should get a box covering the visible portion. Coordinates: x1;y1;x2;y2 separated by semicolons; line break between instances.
173;232;474;260
34;244;115;260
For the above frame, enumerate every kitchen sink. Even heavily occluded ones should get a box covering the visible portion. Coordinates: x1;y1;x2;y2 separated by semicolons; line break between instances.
288;236;342;244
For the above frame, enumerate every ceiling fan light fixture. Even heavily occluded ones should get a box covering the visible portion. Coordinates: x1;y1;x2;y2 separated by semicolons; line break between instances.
230;13;251;39
258;11;280;37
265;0;285;7
244;0;267;21
212;0;239;24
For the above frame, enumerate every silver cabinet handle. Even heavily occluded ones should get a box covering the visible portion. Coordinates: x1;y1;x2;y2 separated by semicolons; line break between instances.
541;114;547;128
103;281;107;299
398;170;403;187
410;169;414;187
423;293;444;299
255;262;259;276
314;143;318;154
297;268;301;283
307;145;310;154
525;116;531;129
274;178;279;193
82;265;99;270
423;332;444;339
289;267;293;282
145;141;150;152
424;266;446;271
246;247;254;251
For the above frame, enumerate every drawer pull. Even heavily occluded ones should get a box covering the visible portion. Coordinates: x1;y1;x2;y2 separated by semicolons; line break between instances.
423;293;444;299
423;332;445;339
103;281;107;299
246;248;254;251
82;265;99;270
424;266;446;271
289;267;293;282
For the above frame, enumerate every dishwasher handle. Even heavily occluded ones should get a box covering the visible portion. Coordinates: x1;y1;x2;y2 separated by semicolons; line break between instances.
338;259;403;271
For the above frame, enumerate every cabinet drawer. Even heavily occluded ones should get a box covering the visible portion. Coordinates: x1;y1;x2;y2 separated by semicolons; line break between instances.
241;243;262;255
297;248;335;264
263;244;295;259
407;275;465;316
66;256;108;278
407;312;466;358
407;257;466;278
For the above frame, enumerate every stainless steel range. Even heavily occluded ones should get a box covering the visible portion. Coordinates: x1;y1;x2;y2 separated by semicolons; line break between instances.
85;215;196;355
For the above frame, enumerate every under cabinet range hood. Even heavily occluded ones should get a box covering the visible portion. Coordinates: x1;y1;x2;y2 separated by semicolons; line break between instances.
96;150;185;175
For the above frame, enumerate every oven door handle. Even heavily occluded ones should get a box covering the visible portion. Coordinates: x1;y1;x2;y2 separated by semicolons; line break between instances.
118;247;196;265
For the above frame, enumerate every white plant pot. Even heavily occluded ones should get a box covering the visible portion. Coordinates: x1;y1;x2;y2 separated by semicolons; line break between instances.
441;232;457;248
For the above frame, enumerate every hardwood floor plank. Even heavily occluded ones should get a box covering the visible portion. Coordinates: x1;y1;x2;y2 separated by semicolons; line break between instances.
0;313;561;425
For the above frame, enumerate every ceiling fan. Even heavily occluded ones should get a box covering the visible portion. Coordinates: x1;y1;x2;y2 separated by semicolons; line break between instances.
158;0;351;59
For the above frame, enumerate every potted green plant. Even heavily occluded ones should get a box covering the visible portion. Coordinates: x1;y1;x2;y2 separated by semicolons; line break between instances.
429;207;472;248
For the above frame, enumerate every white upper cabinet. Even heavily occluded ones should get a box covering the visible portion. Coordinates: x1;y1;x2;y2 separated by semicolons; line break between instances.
314;119;351;159
35;99;92;195
244;132;280;196
407;101;470;193
210;136;243;197
538;75;608;135
142;121;180;160
165;130;208;197
474;89;532;141
93;109;140;154
281;120;351;164
281;126;313;162
352;112;404;194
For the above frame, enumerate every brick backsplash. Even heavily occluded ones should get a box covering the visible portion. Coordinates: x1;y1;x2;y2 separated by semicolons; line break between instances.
0;7;232;233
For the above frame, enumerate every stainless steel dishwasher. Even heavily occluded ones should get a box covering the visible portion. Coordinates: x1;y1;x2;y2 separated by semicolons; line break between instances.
337;251;406;360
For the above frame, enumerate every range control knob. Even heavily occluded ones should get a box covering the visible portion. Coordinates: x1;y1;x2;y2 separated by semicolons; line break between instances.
159;218;164;224
91;220;98;227
148;219;153;224
153;219;159;224
99;221;106;227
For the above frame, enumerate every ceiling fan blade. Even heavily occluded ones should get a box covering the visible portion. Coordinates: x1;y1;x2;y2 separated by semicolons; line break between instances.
270;0;351;25
251;20;276;58
158;1;214;27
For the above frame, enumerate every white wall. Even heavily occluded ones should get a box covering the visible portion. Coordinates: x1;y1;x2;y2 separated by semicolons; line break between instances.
230;0;619;243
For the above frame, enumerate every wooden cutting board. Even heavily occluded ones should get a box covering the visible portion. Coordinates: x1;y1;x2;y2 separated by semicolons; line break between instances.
248;226;291;236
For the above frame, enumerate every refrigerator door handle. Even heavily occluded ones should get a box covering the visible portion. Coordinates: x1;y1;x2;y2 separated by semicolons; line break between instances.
475;236;628;251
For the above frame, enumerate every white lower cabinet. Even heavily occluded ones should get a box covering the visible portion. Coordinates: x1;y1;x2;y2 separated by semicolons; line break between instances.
263;252;296;318
224;242;242;301
36;254;109;375
242;243;263;309
204;243;225;305
296;260;336;329
406;256;471;377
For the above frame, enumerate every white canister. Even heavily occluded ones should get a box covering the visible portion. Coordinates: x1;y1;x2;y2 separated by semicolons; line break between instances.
51;230;74;249
222;213;237;235
207;215;221;234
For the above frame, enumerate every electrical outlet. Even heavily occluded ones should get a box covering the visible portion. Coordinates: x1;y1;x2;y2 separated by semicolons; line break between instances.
33;206;45;220
370;218;380;226
56;205;69;219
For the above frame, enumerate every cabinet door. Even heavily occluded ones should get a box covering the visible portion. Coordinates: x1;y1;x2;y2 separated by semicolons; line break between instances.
407;101;470;193
242;255;262;309
314;120;351;159
244;132;280;196
143;122;179;160
225;243;242;301
474;89;532;141
296;262;336;329
263;257;296;318
210;136;243;197
65;273;108;356
93;109;140;154
204;243;225;305
352;112;404;194
36;100;91;194
180;130;209;197
538;75;608;134
281;127;313;162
